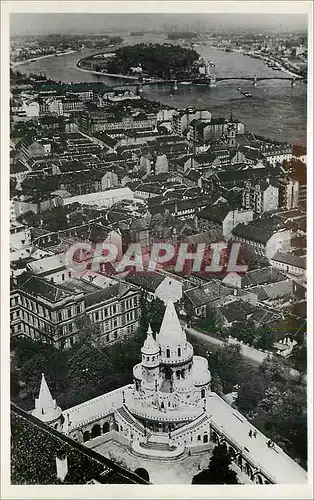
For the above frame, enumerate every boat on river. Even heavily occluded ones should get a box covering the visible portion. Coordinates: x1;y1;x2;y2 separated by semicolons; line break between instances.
238;87;252;98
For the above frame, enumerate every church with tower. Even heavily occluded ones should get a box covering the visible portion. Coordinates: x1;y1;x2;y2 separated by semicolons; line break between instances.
32;300;307;485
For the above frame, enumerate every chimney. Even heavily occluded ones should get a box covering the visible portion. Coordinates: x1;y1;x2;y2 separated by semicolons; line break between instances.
56;454;68;482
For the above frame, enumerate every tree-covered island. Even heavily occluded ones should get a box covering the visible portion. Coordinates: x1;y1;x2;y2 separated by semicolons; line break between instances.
83;43;200;80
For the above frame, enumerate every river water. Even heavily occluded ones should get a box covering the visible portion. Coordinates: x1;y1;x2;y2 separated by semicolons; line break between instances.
16;34;307;143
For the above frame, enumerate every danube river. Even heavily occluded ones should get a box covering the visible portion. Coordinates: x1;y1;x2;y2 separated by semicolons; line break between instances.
16;35;307;143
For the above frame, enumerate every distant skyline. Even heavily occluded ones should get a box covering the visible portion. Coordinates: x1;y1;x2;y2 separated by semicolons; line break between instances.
10;13;308;37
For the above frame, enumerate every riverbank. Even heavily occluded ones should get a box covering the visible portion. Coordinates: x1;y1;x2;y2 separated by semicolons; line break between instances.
210;45;305;80
76;61;139;80
11;50;79;68
13;42;306;143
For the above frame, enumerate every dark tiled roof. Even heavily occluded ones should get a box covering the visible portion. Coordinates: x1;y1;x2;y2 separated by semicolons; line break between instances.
11;404;147;485
125;272;165;293
20;275;75;303
185;231;223;245
242;267;287;288
10;161;29;174
249;307;281;326
197;205;231;223
271;252;306;269
184;280;232;307
240;146;266;161
232;216;286;245
218;299;257;323
184;169;202;182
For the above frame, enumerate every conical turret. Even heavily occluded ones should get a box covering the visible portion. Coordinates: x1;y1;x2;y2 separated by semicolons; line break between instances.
32;373;62;425
157;300;186;347
141;324;159;355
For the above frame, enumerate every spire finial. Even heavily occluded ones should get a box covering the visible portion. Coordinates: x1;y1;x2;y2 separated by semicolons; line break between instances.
141;323;159;355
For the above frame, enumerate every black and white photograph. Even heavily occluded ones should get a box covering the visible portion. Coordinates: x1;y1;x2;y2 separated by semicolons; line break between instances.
1;1;312;497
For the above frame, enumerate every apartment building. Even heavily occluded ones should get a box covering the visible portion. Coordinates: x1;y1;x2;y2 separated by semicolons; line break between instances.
80;111;157;134
10;271;141;349
242;180;279;214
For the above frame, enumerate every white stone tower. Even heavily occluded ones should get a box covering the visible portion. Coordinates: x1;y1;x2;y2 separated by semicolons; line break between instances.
139;324;160;391
32;373;63;431
128;300;211;434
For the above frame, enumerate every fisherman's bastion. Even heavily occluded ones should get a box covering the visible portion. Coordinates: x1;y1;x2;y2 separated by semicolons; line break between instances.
32;300;307;484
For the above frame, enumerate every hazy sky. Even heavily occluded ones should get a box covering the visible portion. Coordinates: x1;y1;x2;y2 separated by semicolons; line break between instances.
10;13;308;37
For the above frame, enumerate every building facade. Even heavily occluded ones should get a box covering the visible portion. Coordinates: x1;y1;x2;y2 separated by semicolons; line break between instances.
10;273;141;349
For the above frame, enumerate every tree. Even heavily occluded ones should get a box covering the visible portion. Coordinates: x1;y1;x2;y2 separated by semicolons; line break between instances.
236;370;267;414
208;344;245;393
258;385;306;421
227;320;256;345
75;314;102;348
199;304;218;331
259;357;290;384
66;343;112;388
289;344;307;380
192;444;238;484
137;292;165;337
254;325;275;351
259;384;307;466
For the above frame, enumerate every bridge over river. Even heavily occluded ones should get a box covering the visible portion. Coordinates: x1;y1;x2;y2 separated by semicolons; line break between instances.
110;74;304;91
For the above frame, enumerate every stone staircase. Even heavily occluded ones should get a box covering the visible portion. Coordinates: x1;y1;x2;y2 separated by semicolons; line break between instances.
172;413;208;438
115;405;148;437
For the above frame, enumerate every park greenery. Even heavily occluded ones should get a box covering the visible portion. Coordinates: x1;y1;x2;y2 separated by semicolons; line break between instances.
106;43;199;79
167;32;199;41
190;335;307;469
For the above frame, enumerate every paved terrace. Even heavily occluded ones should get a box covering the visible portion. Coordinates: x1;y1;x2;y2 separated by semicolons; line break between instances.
207;392;307;484
64;386;129;430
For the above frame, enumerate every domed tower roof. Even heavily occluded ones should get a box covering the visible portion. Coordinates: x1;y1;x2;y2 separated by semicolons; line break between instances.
32;373;62;423
157;300;186;347
141;324;159;355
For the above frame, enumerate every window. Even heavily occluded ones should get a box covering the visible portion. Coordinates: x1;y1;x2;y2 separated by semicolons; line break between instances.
112;305;117;315
76;304;81;314
68;309;72;318
166;348;170;358
113;318;118;328
178;347;181;357
62;274;65;281
58;312;62;322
